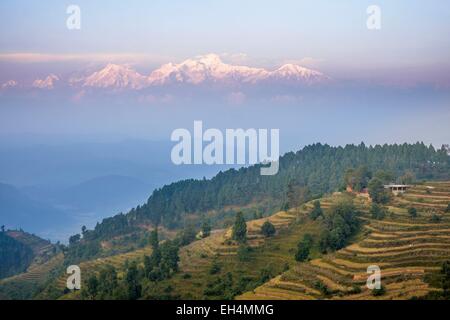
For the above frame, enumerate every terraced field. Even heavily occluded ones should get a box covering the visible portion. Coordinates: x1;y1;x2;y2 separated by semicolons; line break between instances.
0;253;64;299
54;245;155;298
0;231;63;299
52;193;355;299
238;181;450;300
6;230;57;265
54;209;293;297
154;207;323;299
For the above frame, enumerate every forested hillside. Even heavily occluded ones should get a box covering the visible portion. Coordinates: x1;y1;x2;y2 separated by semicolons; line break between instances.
103;143;448;227
0;231;34;279
68;143;449;263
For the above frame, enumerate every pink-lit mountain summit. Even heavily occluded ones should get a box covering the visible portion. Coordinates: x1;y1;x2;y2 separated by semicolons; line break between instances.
1;54;330;90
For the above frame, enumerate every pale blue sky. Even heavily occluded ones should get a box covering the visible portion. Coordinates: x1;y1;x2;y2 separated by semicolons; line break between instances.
1;0;449;76
0;1;449;148
1;1;449;242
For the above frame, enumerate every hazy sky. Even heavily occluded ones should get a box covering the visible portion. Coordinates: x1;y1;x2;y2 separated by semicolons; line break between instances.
0;1;449;149
2;1;450;242
1;0;449;77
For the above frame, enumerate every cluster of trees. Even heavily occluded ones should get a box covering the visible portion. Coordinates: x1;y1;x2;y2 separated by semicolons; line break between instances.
261;221;276;238
0;232;34;279
345;165;393;204
430;213;442;223
442;261;450;299
319;201;360;253
203;271;257;299
368;177;391;204
344;166;373;192
82;261;144;300
65;216;205;266
82;265;120;300
64;236;101;266
295;234;314;262
232;212;247;243
203;272;235;299
370;203;387;220
143;229;180;282
201;220;212;238
203;265;277;299
81;229;181;300
408;207;418;218
285;182;311;210
310;201;324;220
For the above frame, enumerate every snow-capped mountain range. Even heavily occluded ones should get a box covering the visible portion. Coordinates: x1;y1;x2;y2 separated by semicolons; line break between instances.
1;54;330;91
32;74;60;89
1;80;18;89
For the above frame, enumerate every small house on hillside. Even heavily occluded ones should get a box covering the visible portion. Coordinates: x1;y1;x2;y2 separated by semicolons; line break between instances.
384;184;411;195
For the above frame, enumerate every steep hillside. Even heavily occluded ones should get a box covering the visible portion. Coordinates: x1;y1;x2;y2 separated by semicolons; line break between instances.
0;232;33;279
64;142;449;264
0;231;61;299
0;230;57;279
238;181;450;300
35;181;450;300
6;230;56;262
51;204;324;300
0;253;64;300
139;143;449;228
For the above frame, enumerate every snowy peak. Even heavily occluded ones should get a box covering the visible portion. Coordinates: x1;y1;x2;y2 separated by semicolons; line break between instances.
148;54;269;85
269;64;329;83
21;54;330;91
148;54;328;85
1;80;18;89
32;74;59;89
193;53;223;66
83;63;147;89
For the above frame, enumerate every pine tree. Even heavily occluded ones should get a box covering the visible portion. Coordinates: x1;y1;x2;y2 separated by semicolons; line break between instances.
84;275;99;300
310;201;323;220
125;262;142;300
261;221;276;237
232;212;247;243
368;178;390;204
370;203;386;220
295;234;313;262
441;261;450;298
201;220;211;238
150;228;159;250
408;207;418;218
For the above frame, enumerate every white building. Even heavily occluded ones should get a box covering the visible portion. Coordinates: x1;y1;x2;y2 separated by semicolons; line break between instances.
384;184;411;195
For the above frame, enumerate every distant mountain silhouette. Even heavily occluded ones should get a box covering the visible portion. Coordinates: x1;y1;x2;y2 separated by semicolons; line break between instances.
54;175;151;214
0;183;66;235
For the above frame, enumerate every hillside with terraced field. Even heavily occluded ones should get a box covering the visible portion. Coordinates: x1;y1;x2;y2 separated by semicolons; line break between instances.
27;181;450;300
49;206;323;300
0;231;62;299
238;181;450;300
6;181;450;301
